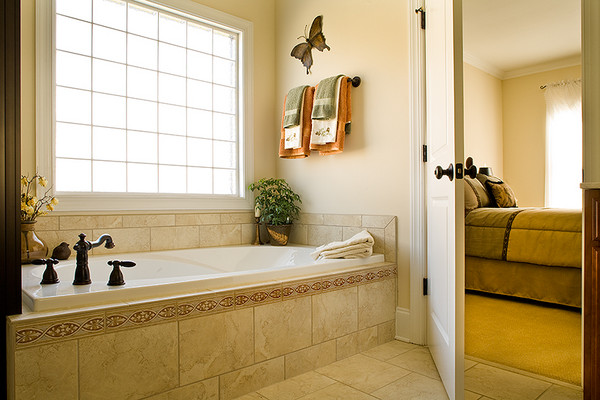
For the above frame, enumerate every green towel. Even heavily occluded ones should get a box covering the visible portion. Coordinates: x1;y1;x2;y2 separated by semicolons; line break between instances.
311;75;344;120
283;85;308;128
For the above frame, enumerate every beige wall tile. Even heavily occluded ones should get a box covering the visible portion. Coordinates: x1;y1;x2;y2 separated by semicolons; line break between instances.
336;327;377;361
342;226;362;241
219;357;285;400
92;227;151;254
377;320;396;344
313;287;358;344
298;213;324;225
123;214;175;228
79;322;179;399
151;226;199;251
357;326;379;352
358;280;396;329
175;213;220;226
34;216;59;231
221;212;254;224
198;225;222;247
307;225;343;246
235;283;282;309
106;300;178;333
361;215;394;229
254;297;312;361
177;291;236;320
242;223;256;244
145;377;219;400
14;341;78;400
179;308;254;384
36;229;92;260
367;228;385;255
323;214;362;227
220;224;242;245
60;215;122;230
384;219;397;263
289;223;307;245
284;340;336;379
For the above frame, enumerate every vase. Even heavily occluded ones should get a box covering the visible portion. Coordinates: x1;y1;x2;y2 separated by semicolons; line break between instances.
266;224;292;246
21;221;48;264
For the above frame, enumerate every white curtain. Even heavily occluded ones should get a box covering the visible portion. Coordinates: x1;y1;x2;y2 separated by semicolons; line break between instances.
544;79;582;209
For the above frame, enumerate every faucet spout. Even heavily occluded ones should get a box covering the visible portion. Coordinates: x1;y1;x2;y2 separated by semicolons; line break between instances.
73;233;115;285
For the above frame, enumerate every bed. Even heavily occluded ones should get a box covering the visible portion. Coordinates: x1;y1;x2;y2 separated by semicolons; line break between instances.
464;175;582;308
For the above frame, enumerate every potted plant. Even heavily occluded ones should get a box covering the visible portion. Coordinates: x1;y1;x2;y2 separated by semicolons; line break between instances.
249;178;302;246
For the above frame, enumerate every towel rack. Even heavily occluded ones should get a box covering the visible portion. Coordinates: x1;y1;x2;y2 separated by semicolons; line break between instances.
347;76;361;88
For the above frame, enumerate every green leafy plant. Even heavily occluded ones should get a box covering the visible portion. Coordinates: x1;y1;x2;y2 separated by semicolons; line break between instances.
249;178;302;226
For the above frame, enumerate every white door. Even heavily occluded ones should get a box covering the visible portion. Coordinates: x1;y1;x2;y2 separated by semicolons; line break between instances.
424;0;465;398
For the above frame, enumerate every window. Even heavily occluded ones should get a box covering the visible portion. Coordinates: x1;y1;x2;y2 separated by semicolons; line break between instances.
37;0;253;211
544;79;582;209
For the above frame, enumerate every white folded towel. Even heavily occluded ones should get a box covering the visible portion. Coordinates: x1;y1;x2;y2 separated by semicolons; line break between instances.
310;76;343;145
284;89;305;149
311;230;375;260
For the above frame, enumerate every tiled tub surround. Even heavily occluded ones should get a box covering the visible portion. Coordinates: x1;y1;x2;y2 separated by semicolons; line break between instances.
7;262;397;400
33;212;397;263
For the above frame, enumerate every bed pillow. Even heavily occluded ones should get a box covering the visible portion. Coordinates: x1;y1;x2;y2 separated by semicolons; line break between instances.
486;180;518;207
476;174;503;207
464;178;479;213
465;176;492;208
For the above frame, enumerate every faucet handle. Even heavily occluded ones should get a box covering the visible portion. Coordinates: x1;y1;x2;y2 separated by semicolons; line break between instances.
107;260;136;286
33;258;60;284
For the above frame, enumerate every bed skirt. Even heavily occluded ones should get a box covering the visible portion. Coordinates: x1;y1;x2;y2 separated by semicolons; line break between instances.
465;256;582;308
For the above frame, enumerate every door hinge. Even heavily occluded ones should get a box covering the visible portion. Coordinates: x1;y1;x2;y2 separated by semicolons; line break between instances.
422;145;427;162
415;7;426;29
423;277;428;296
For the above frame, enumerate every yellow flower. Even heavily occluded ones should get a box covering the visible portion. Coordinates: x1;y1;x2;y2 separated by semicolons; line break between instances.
20;202;27;211
27;197;37;207
21;176;28;186
25;206;34;215
38;176;48;187
50;197;59;205
46;204;54;211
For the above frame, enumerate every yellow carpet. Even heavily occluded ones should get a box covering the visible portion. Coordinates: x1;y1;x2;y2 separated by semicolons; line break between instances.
465;292;581;385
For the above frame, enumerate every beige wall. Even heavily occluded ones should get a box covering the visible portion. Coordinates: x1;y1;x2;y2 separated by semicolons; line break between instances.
502;65;581;207
463;63;503;178
274;0;410;308
20;0;278;180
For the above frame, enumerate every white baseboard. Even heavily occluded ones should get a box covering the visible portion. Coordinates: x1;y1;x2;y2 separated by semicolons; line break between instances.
394;307;411;342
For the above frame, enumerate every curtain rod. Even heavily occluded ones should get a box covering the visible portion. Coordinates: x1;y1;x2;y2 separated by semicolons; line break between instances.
540;78;582;90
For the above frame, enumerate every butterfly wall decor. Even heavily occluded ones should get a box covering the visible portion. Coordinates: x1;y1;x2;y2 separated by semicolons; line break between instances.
290;15;330;74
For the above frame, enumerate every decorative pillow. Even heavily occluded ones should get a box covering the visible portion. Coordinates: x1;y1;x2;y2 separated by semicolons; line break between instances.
464;179;479;213
476;174;503;207
486;180;518;207
465;176;492;208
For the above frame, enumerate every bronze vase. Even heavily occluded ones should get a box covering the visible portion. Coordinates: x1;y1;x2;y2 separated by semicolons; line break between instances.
266;224;292;246
21;221;48;264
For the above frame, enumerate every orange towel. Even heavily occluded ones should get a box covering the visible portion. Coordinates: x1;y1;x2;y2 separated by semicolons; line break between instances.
310;77;352;155
279;86;315;159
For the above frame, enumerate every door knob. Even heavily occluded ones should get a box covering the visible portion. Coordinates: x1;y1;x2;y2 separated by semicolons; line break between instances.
434;164;454;181
464;157;477;179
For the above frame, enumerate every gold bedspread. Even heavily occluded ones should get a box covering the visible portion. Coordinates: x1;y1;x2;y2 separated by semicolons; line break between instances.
465;207;582;268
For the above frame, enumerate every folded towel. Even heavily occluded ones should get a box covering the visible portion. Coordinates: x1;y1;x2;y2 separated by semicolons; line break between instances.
311;76;343;145
284;89;306;149
310;76;352;155
279;86;315;159
283;85;308;128
310;230;374;260
312;74;344;120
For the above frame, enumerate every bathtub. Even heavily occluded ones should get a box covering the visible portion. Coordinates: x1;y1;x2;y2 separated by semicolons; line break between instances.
21;245;384;312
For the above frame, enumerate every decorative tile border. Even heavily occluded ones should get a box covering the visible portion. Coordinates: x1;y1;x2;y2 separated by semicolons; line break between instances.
11;262;396;348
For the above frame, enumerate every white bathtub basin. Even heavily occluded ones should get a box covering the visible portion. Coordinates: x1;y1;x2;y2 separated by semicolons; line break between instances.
22;245;384;312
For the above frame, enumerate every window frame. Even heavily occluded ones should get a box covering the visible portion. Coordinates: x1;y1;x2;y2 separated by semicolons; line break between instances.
36;0;254;212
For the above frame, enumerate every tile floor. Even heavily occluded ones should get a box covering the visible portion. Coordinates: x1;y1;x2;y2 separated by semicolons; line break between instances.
235;340;583;400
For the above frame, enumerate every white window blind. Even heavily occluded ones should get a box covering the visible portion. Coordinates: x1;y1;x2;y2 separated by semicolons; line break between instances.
53;0;242;197
544;79;582;209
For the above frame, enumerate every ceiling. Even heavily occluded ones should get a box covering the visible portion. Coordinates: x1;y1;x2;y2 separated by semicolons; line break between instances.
463;0;581;79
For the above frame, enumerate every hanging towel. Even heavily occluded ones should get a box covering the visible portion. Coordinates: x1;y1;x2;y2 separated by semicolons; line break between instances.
312;74;344;120
311;76;352;155
310;230;374;260
311;76;343;145
283;85;308;128
279;86;315;159
284;89;306;149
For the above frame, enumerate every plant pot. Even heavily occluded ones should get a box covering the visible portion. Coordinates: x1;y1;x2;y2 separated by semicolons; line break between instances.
266;224;292;246
21;221;48;264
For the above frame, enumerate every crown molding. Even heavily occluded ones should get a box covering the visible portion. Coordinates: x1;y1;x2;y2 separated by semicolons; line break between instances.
463;52;505;79
503;55;582;79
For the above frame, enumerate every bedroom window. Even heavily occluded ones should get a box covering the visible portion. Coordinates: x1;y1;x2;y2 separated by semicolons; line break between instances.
544;79;582;209
37;0;254;211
